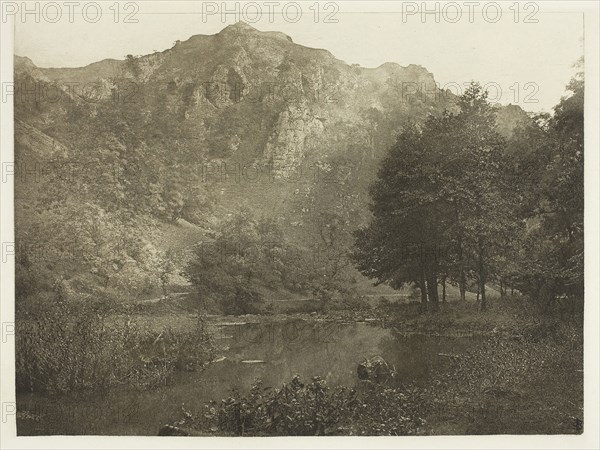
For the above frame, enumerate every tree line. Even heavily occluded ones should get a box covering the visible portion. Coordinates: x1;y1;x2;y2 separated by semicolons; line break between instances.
353;69;583;312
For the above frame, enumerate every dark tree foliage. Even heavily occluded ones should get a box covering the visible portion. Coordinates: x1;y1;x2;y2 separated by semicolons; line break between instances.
511;63;584;311
354;74;583;313
185;208;327;314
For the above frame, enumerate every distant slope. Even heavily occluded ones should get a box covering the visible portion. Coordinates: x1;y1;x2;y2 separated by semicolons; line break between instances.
14;22;534;302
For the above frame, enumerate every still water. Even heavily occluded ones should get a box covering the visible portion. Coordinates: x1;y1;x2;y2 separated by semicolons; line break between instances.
17;320;481;435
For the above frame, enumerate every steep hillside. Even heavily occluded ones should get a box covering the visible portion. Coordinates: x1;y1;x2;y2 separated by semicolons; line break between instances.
14;22;532;304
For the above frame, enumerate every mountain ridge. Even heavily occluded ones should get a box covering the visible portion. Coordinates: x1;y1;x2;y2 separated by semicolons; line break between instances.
13;22;532;302
14;22;434;76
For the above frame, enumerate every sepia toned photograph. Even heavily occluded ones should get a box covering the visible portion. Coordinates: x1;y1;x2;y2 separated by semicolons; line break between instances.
0;0;598;446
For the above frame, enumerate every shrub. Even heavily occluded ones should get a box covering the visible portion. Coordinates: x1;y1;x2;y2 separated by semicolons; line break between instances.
333;294;371;312
429;331;583;434
126;316;217;389
179;376;427;436
218;285;262;316
378;297;392;309
16;299;215;393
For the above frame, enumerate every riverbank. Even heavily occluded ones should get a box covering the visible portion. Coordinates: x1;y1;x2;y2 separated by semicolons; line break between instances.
16;296;583;435
161;321;582;436
116;292;582;342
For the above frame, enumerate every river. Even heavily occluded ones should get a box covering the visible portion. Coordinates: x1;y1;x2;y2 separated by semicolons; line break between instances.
16;320;482;435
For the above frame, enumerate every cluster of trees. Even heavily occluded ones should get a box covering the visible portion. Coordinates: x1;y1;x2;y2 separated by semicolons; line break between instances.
185;209;312;313
184;206;360;313
509;69;584;311
15;51;583;317
354;71;583;312
15;73;214;306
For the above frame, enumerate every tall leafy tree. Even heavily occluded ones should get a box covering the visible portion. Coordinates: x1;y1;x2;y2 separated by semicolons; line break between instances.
354;83;517;311
513;64;584;310
448;84;516;310
353;123;449;308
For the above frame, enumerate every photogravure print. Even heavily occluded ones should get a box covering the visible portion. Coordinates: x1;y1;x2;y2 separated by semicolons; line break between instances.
0;0;595;446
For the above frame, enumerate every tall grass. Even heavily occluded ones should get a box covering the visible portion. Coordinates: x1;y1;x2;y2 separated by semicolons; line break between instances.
16;298;216;394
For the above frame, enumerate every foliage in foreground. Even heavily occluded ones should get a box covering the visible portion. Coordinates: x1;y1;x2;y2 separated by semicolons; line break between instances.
168;320;582;436
16;298;216;394
176;376;427;436
430;328;583;434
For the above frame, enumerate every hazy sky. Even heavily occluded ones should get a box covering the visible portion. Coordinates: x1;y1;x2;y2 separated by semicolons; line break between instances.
12;1;585;112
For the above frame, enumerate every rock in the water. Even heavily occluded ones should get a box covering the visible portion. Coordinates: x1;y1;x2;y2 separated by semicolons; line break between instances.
357;363;369;380
357;356;396;383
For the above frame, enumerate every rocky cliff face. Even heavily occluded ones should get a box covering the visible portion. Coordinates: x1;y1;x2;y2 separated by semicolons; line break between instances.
14;22;529;248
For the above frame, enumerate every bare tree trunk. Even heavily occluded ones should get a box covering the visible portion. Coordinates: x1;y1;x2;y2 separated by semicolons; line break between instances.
419;282;428;304
442;276;447;303
478;240;487;311
480;277;487;311
458;237;466;301
419;267;428;305
426;266;439;310
418;245;428;306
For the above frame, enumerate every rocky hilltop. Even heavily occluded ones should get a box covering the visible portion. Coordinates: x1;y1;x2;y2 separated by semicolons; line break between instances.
14;22;530;301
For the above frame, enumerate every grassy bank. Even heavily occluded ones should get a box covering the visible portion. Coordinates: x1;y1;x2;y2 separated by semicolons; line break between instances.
150;293;584;436
16;290;583;436
16;299;216;394
165;324;582;436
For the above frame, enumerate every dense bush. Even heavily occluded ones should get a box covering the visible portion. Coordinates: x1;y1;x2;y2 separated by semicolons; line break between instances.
16;299;216;393
427;327;583;434
185;209;325;315
331;294;372;312
217;285;263;316
177;376;427;436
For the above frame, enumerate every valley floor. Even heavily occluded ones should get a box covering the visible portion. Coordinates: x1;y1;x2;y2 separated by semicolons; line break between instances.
16;293;583;436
